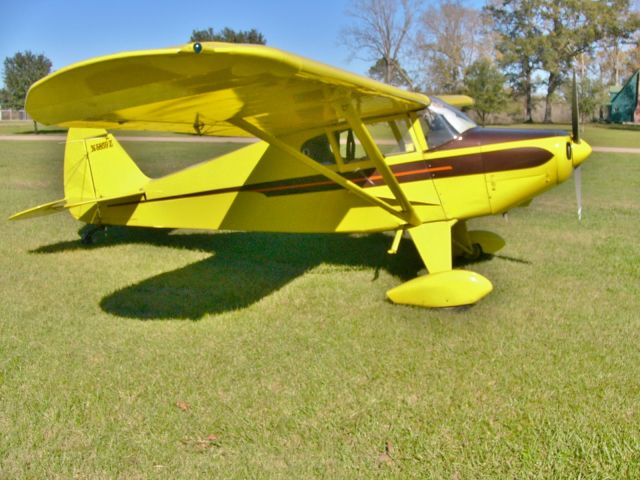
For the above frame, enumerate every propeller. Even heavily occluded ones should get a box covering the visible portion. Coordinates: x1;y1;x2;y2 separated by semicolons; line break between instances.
574;165;582;221
571;71;583;221
571;71;580;144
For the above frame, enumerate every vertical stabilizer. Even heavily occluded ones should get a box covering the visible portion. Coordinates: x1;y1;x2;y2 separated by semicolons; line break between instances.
64;128;149;221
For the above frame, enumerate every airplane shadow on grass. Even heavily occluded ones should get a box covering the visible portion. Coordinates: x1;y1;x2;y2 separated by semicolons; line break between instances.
31;227;505;320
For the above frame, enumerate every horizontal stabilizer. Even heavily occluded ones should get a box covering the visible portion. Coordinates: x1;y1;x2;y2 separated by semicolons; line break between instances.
9;198;68;221
10;192;145;221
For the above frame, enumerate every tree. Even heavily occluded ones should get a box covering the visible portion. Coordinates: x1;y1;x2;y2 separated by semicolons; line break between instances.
3;51;52;132
536;0;640;122
463;59;508;125
595;40;627;86
0;88;8;108
577;76;607;122
342;0;416;86
594;24;640;86
487;0;640;123
190;27;266;44
416;0;491;93
2;51;52;110
368;57;414;87
624;40;640;78
485;0;543;123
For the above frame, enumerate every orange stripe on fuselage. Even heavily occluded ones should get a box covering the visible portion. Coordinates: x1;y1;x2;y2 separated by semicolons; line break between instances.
251;165;453;194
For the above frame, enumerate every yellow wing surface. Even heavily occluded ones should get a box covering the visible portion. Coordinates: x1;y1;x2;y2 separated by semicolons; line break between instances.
26;42;430;137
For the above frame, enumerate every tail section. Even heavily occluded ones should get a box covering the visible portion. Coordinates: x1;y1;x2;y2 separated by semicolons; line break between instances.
65;127;149;201
10;128;149;223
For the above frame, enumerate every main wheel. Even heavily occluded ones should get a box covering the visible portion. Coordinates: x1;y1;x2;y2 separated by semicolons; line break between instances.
464;243;483;261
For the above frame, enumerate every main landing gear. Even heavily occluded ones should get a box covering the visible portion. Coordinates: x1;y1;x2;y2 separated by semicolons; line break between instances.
386;221;506;308
79;224;106;245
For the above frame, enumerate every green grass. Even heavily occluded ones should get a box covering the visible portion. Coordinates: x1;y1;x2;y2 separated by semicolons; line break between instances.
2;137;640;478
500;123;640;148
581;124;640;148
2;120;639;150
0;121;202;139
0;121;65;135
3;120;640;146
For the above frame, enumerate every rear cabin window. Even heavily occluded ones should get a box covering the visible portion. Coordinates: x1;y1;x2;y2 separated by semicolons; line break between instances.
300;134;336;165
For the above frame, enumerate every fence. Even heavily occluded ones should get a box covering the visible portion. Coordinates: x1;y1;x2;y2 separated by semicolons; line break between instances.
1;109;31;121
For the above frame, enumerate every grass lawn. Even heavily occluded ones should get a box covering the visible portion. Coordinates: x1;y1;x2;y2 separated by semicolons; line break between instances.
2;120;640;148
0;121;188;139
0;121;64;135
1;136;640;478
581;124;640;148
496;123;640;149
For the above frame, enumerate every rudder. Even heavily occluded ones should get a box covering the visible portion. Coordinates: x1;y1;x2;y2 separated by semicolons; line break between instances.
64;128;149;221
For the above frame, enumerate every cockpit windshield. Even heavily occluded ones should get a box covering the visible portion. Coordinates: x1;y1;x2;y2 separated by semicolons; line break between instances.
421;97;477;149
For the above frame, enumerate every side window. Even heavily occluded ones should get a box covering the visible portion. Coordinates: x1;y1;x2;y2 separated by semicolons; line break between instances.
338;129;368;164
368;119;416;156
301;134;336;165
338;120;415;164
301;118;416;166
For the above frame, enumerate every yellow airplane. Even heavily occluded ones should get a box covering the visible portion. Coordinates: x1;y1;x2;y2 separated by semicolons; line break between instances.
10;42;591;308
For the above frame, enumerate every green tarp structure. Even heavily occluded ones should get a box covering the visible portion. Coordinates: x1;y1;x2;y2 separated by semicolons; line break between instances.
609;70;639;123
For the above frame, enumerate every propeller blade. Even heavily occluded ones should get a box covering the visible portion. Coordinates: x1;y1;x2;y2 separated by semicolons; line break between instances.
572;71;580;144
574;165;583;221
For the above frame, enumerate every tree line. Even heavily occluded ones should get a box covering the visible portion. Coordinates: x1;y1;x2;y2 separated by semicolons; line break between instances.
344;0;640;123
2;2;639;124
0;27;266;115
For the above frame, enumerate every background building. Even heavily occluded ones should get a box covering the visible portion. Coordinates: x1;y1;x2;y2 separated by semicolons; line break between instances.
608;70;640;123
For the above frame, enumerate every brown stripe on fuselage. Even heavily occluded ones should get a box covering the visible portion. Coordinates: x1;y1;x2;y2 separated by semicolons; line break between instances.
429;127;567;151
108;145;554;207
382;146;552;181
423;147;553;179
482;147;554;172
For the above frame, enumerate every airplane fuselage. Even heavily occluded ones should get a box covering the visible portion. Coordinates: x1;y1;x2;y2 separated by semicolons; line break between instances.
76;121;589;236
12;41;593;307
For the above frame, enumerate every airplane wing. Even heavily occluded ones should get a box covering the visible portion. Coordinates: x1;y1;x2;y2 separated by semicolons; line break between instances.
26;43;430;137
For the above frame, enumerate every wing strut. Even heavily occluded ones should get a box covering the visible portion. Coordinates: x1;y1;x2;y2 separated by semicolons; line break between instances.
340;103;422;226
233;118;410;224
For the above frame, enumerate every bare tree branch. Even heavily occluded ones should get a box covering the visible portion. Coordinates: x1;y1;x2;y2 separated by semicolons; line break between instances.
415;0;492;93
342;0;418;85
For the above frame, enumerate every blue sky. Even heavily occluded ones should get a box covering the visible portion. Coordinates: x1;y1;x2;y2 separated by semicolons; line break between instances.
1;0;487;88
1;0;371;87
